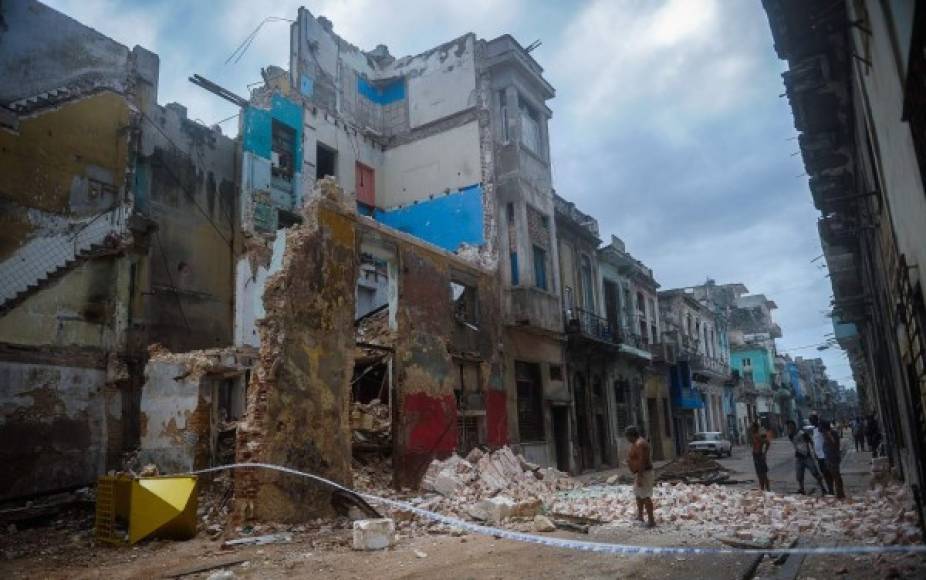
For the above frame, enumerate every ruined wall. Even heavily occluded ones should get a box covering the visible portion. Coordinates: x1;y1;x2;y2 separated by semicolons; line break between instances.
0;359;109;499
369;222;502;487
235;195;358;522
139;348;253;473
138;102;238;352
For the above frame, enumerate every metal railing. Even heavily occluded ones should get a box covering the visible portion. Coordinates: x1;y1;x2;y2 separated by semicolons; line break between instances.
565;306;617;344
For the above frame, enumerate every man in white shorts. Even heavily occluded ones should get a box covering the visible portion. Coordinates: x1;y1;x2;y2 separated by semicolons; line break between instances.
625;425;656;527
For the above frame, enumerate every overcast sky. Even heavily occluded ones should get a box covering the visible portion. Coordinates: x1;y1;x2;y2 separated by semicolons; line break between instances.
45;0;856;388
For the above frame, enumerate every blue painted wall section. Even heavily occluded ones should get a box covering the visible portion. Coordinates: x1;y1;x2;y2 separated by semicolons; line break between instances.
241;94;304;230
358;76;406;105
670;362;704;409
373;185;485;253
242;107;272;158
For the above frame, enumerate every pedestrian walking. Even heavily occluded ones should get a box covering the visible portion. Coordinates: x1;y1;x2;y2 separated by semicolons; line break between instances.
866;413;882;458
786;420;825;495
809;414;835;495
750;421;771;492
625;426;656;528
853;416;865;452
821;420;846;498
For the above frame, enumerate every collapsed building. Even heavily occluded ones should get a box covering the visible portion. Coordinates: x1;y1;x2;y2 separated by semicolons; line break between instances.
0;1;559;514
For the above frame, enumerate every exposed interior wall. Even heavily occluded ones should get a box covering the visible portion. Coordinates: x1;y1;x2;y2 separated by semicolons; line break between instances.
384;225;503;486
234;233;286;348
139;102;239;352
379;121;481;208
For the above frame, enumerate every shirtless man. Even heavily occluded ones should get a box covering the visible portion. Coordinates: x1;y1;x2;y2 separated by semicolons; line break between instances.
625;425;656;528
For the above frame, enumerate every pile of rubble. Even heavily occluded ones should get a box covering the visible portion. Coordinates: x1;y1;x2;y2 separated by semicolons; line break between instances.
350;399;390;446
549;481;922;547
415;447;578;524
657;452;730;484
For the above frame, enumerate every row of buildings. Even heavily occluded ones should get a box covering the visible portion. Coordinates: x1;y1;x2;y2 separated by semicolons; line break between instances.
0;2;846;520
761;0;926;526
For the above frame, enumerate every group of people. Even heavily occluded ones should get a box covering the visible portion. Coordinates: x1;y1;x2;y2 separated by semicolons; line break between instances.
620;413;875;528
851;414;882;457
749;413;855;498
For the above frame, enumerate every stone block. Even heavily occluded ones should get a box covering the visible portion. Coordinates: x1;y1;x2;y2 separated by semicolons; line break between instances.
467;496;515;523
352;518;396;551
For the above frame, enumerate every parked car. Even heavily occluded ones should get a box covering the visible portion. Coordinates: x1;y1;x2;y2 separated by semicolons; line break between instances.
688;432;732;457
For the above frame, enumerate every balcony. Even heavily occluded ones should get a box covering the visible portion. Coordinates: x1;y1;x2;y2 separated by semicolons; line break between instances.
647;342;676;364
687;352;731;382
565;306;616;343
506;286;562;334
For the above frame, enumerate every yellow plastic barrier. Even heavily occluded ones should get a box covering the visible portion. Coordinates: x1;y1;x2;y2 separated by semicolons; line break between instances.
95;475;198;545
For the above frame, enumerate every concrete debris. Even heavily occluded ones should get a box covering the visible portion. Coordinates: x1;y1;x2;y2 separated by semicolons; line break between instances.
657;453;728;482
352;518;396;551
553;482;921;548
413;549;428;558
351;399;390;437
467;496;515;523
532;515;556;533
222;532;293;547
205;571;236;580
417;447;577;524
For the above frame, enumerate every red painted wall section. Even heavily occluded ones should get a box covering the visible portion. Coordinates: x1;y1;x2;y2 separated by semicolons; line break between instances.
398;392;458;487
485;390;508;447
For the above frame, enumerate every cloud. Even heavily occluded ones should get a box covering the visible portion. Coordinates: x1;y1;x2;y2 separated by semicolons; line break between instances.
551;0;761;130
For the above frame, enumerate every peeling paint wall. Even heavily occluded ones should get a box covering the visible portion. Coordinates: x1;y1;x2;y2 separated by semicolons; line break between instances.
0;361;108;499
139;348;253;473
0;1;239;500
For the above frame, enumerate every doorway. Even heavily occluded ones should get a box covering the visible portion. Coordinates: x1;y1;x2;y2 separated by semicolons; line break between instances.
551;405;570;473
647;396;663;460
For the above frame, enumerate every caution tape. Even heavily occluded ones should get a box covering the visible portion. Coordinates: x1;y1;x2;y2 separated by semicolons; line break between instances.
185;463;926;556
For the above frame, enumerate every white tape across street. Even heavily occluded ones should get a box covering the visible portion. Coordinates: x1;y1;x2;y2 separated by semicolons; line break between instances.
185;463;926;557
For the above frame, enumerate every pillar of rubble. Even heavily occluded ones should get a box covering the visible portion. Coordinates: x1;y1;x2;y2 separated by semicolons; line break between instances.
234;180;358;522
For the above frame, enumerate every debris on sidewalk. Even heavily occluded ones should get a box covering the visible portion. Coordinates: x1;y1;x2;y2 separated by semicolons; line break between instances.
556;482;922;548
657;453;730;483
222;532;293;547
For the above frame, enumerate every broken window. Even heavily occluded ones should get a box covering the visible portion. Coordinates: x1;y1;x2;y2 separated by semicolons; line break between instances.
316;142;337;179
516;361;544;442
450;279;478;328
549;364;563;382
271;120;296;185
581;255;594;309
533;245;547;290
510;252;519;285
614;379;631;432
456;361;485;455
519;97;542;156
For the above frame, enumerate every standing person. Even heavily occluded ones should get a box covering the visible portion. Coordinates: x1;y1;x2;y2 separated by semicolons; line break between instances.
853;416;865;452
866;413;882;458
750;422;771;492
625;426;656;528
786;420;825;495
821;420;846;498
809;414;835;495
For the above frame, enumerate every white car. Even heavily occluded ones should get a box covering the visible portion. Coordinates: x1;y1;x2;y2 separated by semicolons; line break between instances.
688;432;732;457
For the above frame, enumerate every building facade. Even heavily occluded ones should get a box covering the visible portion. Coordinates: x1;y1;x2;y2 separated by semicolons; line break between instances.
764;0;926;524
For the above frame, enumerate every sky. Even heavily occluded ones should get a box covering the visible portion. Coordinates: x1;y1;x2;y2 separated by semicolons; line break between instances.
44;0;856;388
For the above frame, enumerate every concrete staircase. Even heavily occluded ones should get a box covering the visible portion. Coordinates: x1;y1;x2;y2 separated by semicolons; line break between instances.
0;206;130;314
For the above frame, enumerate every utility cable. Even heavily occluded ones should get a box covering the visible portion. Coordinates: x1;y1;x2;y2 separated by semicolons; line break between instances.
182;462;926;557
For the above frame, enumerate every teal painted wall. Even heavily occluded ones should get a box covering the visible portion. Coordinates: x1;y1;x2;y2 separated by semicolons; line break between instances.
731;347;773;387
